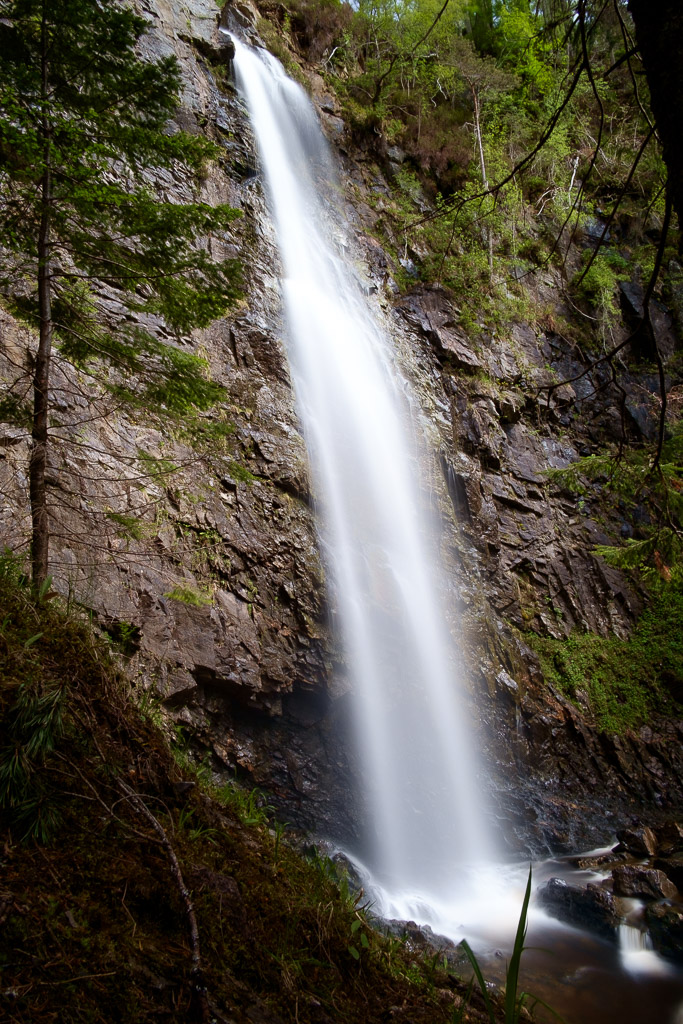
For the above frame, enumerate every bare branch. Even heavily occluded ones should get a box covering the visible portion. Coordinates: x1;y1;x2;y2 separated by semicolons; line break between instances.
117;779;210;1024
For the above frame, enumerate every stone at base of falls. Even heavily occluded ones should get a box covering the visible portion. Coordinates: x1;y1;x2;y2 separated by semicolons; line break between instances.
612;865;679;901
645;902;683;963
655;855;683;891
655;822;683;857
613;821;683;859
570;850;627;871
380;918;457;954
614;825;659;857
537;878;621;941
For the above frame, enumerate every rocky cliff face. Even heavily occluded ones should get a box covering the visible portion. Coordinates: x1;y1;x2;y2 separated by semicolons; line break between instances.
1;0;681;856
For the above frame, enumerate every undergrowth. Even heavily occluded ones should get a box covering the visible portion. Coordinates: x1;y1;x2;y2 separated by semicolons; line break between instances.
0;553;499;1023
527;572;683;733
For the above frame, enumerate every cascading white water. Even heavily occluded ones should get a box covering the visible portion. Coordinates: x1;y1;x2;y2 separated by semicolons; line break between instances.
232;36;491;917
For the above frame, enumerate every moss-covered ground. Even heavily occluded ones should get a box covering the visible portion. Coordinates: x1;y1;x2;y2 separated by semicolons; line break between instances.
0;559;496;1024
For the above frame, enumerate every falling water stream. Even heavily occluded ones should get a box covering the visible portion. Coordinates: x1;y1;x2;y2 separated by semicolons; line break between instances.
232;36;489;907
230;36;683;1023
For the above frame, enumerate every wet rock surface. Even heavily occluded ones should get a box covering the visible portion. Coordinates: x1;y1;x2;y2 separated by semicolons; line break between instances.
537;819;683;960
645;902;683;963
537;877;621;941
612;865;678;900
615;825;659;857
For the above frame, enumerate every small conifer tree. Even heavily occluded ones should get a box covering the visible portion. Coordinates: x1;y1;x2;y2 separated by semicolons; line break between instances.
0;0;242;585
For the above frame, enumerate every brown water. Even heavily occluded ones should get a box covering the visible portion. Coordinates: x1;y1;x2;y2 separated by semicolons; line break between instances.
469;855;683;1024
477;919;683;1024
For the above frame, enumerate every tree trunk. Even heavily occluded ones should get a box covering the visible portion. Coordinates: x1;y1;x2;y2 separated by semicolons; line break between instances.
29;5;52;588
628;0;683;238
471;83;494;281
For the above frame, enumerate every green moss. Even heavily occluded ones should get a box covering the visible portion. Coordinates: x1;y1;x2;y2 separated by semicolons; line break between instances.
257;18;308;89
164;584;212;607
228;460;257;484
105;510;149;541
527;575;683;733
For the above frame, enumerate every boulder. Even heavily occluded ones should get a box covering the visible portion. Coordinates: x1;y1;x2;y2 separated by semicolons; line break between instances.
537;877;621;941
570;851;626;871
654;822;683;856
653;856;683;891
615;825;658;857
612;865;678;901
645;902;683;963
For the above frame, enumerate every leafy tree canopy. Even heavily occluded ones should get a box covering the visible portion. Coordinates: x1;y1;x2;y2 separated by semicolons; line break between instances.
0;0;241;387
0;0;243;582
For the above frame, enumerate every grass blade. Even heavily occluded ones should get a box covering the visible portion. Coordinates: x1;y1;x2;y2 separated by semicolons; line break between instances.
505;865;532;1024
458;938;496;1024
521;992;567;1023
451;974;475;1024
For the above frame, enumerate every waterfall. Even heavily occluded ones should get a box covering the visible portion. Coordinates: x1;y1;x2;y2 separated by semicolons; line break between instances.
232;37;491;918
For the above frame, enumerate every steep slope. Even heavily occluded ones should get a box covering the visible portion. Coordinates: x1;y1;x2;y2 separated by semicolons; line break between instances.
0;565;499;1023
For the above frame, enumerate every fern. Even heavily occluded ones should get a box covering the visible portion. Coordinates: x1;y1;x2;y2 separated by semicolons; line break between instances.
548;425;683;574
0;683;66;842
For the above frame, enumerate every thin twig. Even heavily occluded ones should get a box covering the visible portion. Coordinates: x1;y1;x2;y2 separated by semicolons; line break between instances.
117;779;210;1023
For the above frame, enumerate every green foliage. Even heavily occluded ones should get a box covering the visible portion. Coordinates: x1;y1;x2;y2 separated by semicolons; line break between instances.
503;865;532;1024
176;413;236;451
177;805;218;844
458;938;496;1024
0;681;66;842
292;0;668;339
0;552;80;841
106;511;148;542
0;0;243;579
136;687;165;728
216;781;273;826
163;584;213;607
528;571;683;733
0;391;31;429
227;460;258;484
0;0;242;341
103;618;141;657
136;450;179;484
573;248;630;338
548;425;683;574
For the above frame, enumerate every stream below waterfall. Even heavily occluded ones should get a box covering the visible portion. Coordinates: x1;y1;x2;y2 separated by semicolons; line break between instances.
229;32;683;1023
356;851;683;1024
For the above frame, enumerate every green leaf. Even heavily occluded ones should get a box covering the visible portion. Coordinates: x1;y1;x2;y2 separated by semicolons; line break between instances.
458;939;496;1024
505;865;532;1024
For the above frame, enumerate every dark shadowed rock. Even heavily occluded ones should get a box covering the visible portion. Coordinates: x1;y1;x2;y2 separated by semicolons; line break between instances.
655;822;683;856
615;825;658;857
612;865;678;900
655;856;683;891
619;280;677;361
645;902;683;963
537;877;621;941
